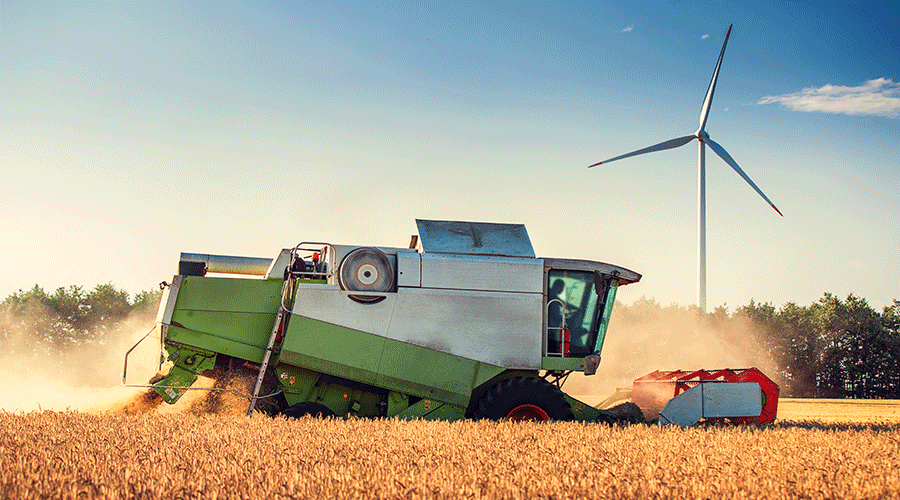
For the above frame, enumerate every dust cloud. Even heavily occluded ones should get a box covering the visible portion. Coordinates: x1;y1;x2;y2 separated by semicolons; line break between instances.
0;302;277;416
0;315;262;416
0;311;167;414
563;299;777;406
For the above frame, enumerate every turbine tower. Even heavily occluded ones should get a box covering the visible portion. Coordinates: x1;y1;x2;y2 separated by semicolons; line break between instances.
588;25;782;312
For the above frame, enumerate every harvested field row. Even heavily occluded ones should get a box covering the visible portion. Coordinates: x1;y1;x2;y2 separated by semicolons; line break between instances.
2;411;899;500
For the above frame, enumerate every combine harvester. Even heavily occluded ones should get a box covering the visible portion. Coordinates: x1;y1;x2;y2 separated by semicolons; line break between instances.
124;220;778;425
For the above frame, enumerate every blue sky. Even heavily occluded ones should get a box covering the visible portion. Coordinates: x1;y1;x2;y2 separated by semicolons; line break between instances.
2;0;898;311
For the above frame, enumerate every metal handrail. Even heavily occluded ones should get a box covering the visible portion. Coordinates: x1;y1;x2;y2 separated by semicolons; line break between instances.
291;242;337;281
546;298;567;357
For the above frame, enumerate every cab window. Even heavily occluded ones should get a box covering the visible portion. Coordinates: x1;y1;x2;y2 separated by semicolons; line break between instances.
546;270;601;357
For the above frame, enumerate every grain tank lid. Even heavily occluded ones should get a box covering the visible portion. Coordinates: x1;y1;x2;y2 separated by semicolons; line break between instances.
415;219;536;258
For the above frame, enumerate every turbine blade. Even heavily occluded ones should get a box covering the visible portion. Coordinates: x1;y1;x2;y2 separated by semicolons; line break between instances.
588;135;695;168
698;24;732;132
706;137;783;216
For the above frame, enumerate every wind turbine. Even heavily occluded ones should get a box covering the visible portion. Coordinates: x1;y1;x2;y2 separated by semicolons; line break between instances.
588;25;782;312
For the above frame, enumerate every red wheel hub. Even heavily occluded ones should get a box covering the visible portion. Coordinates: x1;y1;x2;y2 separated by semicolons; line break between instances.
506;404;550;421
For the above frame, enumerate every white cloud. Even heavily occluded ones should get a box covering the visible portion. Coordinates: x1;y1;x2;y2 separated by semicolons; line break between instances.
622;25;633;33
758;78;900;119
701;34;710;40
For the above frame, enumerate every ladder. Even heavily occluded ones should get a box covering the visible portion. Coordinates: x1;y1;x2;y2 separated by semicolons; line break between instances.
245;304;289;416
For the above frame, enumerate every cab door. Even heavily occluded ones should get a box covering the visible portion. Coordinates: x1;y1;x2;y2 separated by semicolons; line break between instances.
545;269;618;358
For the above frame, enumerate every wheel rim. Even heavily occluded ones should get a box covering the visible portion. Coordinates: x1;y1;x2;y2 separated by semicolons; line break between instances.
506;404;550;421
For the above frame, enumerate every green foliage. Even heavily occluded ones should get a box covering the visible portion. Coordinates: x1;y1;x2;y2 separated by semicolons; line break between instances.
616;293;900;398
0;283;161;355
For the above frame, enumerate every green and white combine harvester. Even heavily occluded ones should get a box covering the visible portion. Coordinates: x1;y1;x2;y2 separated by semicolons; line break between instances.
125;220;778;425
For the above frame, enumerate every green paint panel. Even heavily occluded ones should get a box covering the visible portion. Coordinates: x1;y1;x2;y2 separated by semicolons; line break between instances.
542;357;587;371
394;399;466;421
471;363;508;392
165;277;285;364
376;340;485;407
277;364;384;418
279;316;386;387
279;315;505;408
153;365;199;403
386;391;410;417
166;311;271;363
421;402;466;421
175;276;284;313
276;365;321;403
563;393;606;422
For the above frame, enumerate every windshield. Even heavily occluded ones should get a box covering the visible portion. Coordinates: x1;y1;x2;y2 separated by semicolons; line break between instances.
546;269;618;358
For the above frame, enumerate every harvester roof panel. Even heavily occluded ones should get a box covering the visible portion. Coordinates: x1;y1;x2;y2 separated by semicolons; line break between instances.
415;219;535;258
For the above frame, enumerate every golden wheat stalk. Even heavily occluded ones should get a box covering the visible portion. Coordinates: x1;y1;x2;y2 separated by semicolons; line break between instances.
1;410;899;500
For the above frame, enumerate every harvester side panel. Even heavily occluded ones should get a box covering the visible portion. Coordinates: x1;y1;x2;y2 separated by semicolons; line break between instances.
164;277;283;363
419;253;543;293
289;286;542;369
376;335;506;406
279;315;506;407
390;288;542;368
279;315;386;388
291;284;394;336
173;276;284;314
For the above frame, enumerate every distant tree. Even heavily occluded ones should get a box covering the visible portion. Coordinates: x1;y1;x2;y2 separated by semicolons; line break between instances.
883;300;900;336
731;300;785;381
0;283;162;354
774;302;823;397
132;288;163;316
812;294;899;398
705;304;731;331
0;285;59;356
883;300;900;395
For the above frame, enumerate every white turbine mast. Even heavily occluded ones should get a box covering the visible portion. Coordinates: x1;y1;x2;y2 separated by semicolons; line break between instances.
588;24;782;312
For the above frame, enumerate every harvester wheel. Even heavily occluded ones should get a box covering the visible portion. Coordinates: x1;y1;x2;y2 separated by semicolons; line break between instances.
474;376;574;422
281;402;336;419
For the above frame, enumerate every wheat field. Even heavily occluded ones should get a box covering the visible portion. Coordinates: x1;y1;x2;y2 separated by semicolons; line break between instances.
778;398;900;423
2;399;899;500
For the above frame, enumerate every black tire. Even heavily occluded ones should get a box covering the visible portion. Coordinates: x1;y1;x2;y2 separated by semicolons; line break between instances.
281;402;336;419
473;376;574;421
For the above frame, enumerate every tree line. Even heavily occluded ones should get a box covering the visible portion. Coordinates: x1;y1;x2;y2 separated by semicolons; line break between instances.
1;283;898;398
614;294;900;398
0;284;161;356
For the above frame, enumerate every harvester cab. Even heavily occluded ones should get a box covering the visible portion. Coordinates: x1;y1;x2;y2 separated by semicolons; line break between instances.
124;219;777;425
